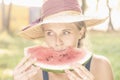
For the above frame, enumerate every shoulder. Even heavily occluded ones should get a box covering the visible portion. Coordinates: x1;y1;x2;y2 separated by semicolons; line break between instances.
91;54;112;70
92;54;111;66
90;54;114;80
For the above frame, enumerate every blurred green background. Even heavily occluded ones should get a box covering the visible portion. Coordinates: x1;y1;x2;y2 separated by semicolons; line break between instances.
0;31;120;80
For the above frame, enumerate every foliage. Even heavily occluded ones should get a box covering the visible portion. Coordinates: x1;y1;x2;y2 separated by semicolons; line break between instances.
88;31;120;80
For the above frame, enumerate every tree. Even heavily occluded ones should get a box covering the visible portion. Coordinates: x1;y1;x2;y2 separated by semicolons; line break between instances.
82;0;115;31
1;0;13;34
81;0;99;15
1;0;5;32
106;0;115;31
81;0;87;14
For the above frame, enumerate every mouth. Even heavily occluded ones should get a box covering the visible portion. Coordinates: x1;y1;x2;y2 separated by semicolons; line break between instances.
52;47;72;52
53;48;66;52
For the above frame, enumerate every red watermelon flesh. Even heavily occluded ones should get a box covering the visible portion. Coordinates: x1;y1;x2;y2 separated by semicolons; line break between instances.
25;46;92;71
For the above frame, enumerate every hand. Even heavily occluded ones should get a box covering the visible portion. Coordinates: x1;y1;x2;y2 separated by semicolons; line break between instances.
65;64;95;80
13;56;41;80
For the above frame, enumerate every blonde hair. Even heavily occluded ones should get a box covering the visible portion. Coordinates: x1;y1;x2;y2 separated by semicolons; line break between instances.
75;21;92;51
73;21;86;47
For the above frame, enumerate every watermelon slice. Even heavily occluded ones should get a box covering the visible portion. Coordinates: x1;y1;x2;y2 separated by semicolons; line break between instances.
24;46;92;72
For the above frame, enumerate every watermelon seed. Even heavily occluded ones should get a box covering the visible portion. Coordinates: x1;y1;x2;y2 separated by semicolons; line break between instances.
59;54;62;57
46;56;53;61
62;54;68;57
59;54;68;57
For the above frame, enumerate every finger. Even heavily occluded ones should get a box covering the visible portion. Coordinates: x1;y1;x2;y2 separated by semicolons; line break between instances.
14;56;31;75
72;63;88;74
72;67;85;78
73;64;94;80
65;69;80;80
18;58;36;73
29;68;41;80
15;55;31;70
22;66;41;80
76;64;94;78
15;65;40;80
80;66;94;79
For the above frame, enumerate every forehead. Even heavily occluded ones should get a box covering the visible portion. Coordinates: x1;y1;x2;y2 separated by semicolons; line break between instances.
42;23;78;30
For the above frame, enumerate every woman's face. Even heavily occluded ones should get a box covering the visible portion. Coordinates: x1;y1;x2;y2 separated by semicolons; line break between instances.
43;23;84;51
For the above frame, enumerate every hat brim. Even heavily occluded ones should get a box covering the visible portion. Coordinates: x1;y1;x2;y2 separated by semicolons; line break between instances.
18;15;108;40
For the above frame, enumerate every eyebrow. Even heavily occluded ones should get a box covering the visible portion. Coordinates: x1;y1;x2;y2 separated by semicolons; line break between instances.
62;29;72;31
44;29;53;32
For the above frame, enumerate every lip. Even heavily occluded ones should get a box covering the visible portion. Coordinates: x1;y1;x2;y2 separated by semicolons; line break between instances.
50;47;66;52
51;46;71;52
54;48;66;52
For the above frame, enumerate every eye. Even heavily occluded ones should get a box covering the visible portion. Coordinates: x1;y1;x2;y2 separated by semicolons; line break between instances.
63;31;71;35
46;31;54;36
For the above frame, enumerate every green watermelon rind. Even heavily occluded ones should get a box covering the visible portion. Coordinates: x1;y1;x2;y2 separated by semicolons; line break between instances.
34;52;92;73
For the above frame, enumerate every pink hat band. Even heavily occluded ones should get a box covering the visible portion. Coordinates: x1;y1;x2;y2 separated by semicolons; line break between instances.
41;0;81;18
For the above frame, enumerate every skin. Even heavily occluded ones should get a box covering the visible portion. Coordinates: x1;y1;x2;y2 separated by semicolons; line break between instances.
13;23;114;80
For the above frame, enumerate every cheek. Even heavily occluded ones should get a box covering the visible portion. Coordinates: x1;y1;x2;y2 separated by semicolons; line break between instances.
45;37;56;47
63;36;79;47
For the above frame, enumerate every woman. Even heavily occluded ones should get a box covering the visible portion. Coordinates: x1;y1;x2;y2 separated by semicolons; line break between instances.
14;0;114;80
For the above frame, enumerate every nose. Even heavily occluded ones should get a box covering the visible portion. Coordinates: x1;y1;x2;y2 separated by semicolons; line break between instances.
56;36;63;46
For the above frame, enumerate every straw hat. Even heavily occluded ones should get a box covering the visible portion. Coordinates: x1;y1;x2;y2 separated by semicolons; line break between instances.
19;0;108;40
